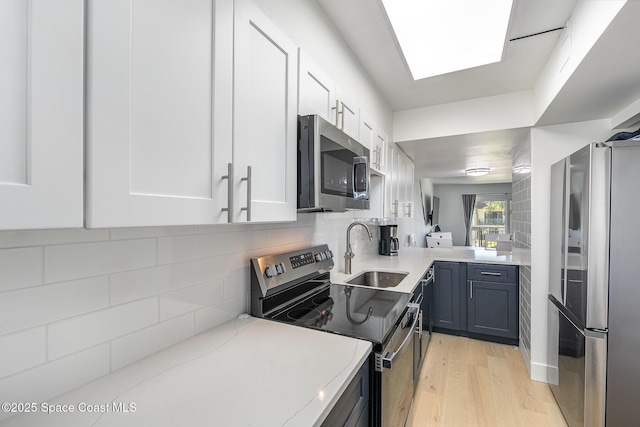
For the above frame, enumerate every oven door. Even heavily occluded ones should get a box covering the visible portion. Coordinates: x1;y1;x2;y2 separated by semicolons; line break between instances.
378;305;419;427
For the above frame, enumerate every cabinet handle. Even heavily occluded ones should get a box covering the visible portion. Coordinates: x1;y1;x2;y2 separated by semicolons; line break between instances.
469;280;473;299
240;166;252;221
480;271;501;276
392;199;398;217
375;146;381;169
405;202;412;217
220;163;233;223
331;100;345;129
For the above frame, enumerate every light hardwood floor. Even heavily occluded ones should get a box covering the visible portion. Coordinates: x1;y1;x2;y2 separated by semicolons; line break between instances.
407;333;567;427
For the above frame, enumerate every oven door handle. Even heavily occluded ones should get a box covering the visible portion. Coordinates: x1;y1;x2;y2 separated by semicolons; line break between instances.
379;305;419;371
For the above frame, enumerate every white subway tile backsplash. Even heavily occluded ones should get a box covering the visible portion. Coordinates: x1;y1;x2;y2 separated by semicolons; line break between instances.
194;232;247;259
194;293;248;334
266;227;299;247
0;344;110;421
47;298;158;360
0;277;109;335
159;280;224;321
109;226;195;240
157;235;198;265
1;210;362;411
44;239;156;283
110;313;194;371
0;247;42;292
0;229;110;249
222;273;249;300
194;254;247;285
110;262;194;305
0;327;46;379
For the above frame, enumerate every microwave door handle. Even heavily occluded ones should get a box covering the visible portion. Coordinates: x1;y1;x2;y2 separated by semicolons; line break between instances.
352;157;369;196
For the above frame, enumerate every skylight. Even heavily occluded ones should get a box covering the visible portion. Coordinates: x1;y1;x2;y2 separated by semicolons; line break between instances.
381;0;514;80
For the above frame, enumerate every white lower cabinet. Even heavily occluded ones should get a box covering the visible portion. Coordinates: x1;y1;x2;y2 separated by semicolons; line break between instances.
86;0;296;227
0;0;84;230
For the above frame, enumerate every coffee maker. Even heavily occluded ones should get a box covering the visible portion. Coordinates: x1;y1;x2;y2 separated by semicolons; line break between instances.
379;225;399;256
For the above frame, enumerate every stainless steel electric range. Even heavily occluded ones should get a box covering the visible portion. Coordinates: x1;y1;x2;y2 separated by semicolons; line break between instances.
250;245;418;427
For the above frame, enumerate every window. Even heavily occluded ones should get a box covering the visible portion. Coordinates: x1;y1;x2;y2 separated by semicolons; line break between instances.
470;195;511;248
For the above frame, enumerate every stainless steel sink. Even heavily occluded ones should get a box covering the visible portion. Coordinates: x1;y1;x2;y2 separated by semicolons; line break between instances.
346;271;408;288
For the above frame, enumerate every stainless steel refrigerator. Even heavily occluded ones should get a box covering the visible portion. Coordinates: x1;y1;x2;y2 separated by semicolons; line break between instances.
548;140;640;427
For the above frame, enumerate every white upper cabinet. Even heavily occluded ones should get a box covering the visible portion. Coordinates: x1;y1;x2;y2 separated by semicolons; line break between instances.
86;0;234;228
385;143;397;217
359;113;376;157
359;112;387;174
383;142;414;218
374;128;388;173
233;0;297;222
298;52;337;124
0;0;83;230
335;87;360;140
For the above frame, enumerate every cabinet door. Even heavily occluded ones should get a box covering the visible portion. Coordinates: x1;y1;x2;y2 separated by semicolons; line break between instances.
0;0;83;230
86;0;233;228
374;129;387;173
335;87;359;140
405;160;414;217
384;143;397;217
233;0;297;223
298;51;336;124
359;113;376;169
395;154;408;217
467;280;518;339
433;262;462;331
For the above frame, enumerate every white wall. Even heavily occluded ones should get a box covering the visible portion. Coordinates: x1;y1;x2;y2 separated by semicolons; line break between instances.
528;118;611;381
411;178;434;247
393;91;534;143
533;0;627;122
432;183;513;246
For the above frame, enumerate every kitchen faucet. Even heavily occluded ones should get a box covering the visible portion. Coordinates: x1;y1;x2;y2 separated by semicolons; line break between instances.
344;221;373;274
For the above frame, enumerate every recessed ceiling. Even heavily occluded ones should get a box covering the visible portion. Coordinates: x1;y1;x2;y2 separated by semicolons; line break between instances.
316;0;576;183
317;0;640;184
317;0;577;111
396;128;529;184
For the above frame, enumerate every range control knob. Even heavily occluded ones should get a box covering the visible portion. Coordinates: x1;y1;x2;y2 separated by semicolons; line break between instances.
324;250;333;259
264;266;278;278
314;253;322;262
275;263;286;274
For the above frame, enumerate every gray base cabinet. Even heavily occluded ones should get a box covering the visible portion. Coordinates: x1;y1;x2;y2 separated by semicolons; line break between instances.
432;261;519;344
467;280;518;339
321;357;369;427
432;262;463;331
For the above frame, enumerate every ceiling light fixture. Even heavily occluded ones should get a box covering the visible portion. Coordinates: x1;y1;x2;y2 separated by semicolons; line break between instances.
465;168;491;177
381;0;514;80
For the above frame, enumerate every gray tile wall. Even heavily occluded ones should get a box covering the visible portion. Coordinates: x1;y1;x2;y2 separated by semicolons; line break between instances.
512;149;532;354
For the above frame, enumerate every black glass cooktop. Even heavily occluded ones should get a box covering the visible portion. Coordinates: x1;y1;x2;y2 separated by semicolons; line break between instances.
269;284;410;345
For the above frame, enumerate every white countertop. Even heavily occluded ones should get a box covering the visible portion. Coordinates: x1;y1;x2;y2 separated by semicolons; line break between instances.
1;317;371;427
331;246;530;294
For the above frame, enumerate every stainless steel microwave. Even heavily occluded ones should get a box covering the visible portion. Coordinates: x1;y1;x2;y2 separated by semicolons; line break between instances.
298;115;370;212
